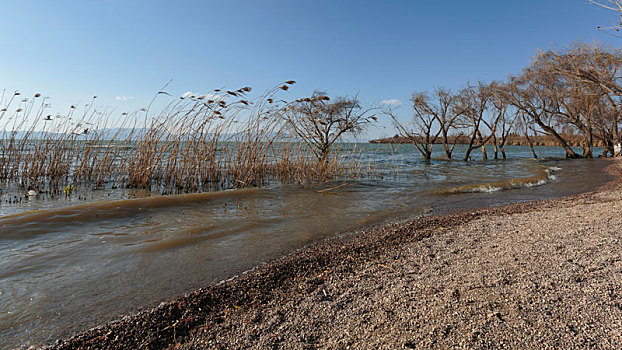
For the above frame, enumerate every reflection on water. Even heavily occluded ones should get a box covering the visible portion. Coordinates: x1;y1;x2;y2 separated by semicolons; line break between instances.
0;144;613;349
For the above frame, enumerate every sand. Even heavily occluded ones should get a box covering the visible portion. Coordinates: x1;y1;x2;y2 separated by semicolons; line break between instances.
45;159;622;349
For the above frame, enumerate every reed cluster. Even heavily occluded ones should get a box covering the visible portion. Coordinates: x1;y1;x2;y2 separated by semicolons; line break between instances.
0;84;375;195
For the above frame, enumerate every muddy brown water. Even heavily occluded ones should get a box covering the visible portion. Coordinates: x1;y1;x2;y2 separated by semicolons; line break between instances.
0;145;613;349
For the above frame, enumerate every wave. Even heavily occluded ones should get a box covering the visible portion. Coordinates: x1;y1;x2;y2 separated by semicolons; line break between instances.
436;167;558;194
0;188;259;239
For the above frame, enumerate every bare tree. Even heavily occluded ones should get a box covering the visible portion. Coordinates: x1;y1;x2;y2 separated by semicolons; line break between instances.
432;87;464;159
456;82;495;161
502;68;582;158
537;44;622;156
284;91;377;162
594;91;622;156
389;91;441;160
489;82;519;159
544;43;622;97
391;42;622;160
543;71;596;158
517;111;540;158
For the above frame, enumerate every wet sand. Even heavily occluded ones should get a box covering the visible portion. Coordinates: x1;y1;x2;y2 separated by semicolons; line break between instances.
44;159;622;349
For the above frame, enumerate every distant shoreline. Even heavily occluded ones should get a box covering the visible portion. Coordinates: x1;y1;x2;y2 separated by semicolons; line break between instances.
45;159;621;349
369;134;605;148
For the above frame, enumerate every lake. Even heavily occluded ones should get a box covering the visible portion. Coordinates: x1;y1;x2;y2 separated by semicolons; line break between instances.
0;144;612;349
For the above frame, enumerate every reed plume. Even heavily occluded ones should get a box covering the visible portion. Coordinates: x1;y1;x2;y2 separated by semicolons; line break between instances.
0;83;377;196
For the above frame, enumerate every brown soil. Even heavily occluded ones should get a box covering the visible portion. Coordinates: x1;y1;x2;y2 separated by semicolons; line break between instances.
44;160;622;349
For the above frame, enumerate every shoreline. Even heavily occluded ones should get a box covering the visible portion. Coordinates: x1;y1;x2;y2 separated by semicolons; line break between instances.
368;135;607;148
43;159;622;349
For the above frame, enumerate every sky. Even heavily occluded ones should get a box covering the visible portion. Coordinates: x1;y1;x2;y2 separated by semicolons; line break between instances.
1;0;620;140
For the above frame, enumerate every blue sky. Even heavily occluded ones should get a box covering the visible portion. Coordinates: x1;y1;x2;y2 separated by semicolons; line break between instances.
0;1;620;139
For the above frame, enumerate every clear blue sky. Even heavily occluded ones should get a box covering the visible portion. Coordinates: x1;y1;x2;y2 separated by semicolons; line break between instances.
0;0;619;139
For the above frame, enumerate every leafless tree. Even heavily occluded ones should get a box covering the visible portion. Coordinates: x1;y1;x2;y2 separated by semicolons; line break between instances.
432;87;464;159
389;91;440;160
456;82;496;161
489;82;519;159
537;44;622;156
284;91;377;162
391;43;622;160
501;67;582;158
517;111;540;158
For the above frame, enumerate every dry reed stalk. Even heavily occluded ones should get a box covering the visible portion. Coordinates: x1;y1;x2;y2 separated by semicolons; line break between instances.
0;84;379;196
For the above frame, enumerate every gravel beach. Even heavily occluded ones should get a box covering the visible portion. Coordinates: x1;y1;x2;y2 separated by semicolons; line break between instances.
45;159;622;349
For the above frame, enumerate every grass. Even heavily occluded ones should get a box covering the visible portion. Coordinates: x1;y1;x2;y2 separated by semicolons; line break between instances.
0;84;377;196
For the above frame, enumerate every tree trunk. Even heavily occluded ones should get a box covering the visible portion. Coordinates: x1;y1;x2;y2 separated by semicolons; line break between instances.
477;131;487;160
318;145;330;163
531;116;580;158
582;143;592;158
492;136;499;160
606;139;614;157
525;132;538;159
442;132;453;159
463;135;477;161
464;124;481;161
582;127;593;158
499;134;508;159
424;144;433;160
445;148;453;159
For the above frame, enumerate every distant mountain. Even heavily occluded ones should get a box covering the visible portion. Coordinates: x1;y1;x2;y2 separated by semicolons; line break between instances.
0;128;287;142
0;128;151;140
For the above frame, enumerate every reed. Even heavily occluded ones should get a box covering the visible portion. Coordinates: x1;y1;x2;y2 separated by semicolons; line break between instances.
0;84;377;196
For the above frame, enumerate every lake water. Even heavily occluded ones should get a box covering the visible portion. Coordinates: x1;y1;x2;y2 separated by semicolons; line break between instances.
0;144;612;349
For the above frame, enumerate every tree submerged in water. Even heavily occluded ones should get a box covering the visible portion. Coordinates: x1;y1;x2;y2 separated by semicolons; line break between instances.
284;91;378;162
